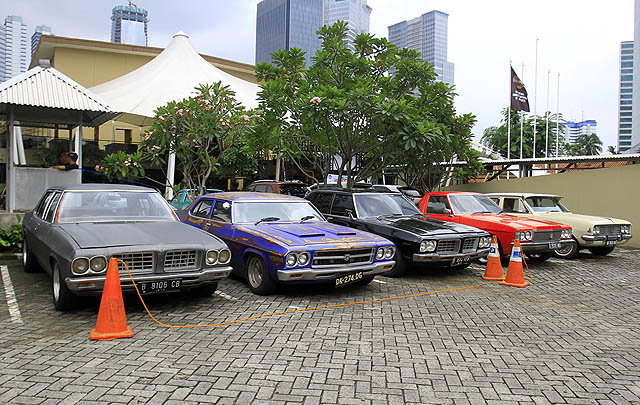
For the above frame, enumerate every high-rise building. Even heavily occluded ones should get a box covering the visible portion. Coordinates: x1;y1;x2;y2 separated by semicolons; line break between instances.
110;3;149;46
619;41;634;153
632;0;640;149
0;15;28;83
31;25;53;57
388;11;455;86
324;0;371;51
256;0;324;66
560;120;597;145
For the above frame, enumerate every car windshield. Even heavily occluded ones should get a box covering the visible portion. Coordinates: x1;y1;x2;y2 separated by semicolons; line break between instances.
525;197;570;213
400;189;421;198
57;191;176;223
234;201;324;223
449;194;502;214
354;194;422;218
279;184;308;198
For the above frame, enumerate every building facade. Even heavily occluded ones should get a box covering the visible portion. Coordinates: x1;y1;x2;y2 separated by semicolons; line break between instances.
632;0;640;149
324;0;371;51
31;25;53;57
388;10;455;85
561;120;597;145
0;15;28;83
619;41;634;152
110;4;149;46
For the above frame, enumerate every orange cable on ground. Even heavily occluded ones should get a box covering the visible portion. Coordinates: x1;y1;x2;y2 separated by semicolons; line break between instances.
116;259;501;329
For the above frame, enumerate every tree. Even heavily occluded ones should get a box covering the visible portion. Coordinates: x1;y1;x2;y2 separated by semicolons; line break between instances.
608;145;618;155
255;22;478;189
567;133;603;156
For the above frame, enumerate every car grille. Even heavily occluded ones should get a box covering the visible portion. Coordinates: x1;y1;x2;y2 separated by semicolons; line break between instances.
164;250;198;271
113;252;154;274
312;248;374;268
532;230;562;242
437;240;460;254
596;225;621;235
462;238;478;253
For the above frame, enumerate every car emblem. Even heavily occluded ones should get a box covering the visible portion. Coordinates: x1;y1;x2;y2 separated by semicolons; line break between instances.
550;234;553;240
344;254;351;262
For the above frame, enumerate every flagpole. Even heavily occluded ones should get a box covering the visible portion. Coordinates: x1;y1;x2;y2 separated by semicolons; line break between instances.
520;63;524;161
545;68;550;158
533;37;538;159
555;72;560;158
507;62;512;179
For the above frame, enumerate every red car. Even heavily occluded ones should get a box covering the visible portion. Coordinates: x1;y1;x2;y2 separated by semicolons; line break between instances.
418;191;574;261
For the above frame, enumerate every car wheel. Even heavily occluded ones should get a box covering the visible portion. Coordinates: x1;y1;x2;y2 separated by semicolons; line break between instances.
355;275;375;286
588;246;616;256
553;238;579;259
384;252;407;278
194;282;219;297
524;252;552;262
22;238;40;273
52;261;77;311
246;255;277;295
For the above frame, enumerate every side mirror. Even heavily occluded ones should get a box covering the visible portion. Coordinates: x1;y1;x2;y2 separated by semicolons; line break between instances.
444;208;453;217
345;209;356;220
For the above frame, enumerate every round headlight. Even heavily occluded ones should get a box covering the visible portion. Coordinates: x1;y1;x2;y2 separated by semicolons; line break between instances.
384;247;395;259
89;256;107;272
593;226;600;235
218;249;231;264
562;229;572;239
480;237;491;248
206;250;218;265
421;240;436;252
297;252;310;266
376;248;385;260
286;253;297;267
520;231;532;241
72;258;89;274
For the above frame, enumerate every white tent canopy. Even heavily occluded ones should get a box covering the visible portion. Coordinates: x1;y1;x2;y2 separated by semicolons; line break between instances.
90;31;260;127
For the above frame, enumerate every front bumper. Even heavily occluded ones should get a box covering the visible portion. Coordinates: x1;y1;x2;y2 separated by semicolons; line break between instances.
412;248;490;263
65;266;233;294
515;240;573;253
581;233;632;244
277;260;395;281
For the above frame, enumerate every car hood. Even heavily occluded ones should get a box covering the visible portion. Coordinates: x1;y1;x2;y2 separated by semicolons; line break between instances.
238;222;388;247
363;216;485;236
531;212;631;225
60;221;216;249
457;213;567;231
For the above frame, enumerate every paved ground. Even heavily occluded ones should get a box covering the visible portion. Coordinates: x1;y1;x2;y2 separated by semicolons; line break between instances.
0;248;638;405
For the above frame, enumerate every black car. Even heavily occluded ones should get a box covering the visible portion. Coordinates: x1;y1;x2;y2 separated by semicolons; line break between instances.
306;189;492;277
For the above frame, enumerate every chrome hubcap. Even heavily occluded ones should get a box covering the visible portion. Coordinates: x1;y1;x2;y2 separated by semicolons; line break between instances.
247;259;262;288
52;264;60;302
555;245;573;256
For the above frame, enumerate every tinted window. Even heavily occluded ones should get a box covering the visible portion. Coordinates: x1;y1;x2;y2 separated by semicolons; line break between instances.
254;184;267;192
426;196;451;214
192;199;213;218
310;192;333;214
279;184;308;197
354;194;421;217
34;191;54;218
331;194;355;216
211;200;231;223
43;192;62;223
503;198;527;213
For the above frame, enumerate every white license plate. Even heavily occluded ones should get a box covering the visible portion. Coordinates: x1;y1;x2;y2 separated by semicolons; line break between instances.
549;242;560;249
606;240;617;247
451;256;471;266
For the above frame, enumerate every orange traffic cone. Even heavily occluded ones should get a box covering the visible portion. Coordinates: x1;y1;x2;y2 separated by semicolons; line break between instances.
482;236;504;281
500;239;530;288
89;258;133;340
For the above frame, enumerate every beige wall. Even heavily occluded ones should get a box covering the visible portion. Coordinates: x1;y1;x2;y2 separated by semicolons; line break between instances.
444;164;640;248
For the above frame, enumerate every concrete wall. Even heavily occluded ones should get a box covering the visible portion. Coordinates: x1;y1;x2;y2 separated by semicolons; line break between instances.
15;167;81;211
444;164;640;248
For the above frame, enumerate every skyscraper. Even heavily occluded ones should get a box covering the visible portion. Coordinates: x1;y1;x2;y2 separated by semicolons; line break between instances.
324;0;371;51
31;25;53;57
618;41;634;153
256;0;324;66
0;15;28;83
388;11;455;86
632;0;640;149
110;3;149;46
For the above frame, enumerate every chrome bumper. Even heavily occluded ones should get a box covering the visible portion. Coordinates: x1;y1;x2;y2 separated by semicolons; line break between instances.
515;240;572;252
277;260;395;281
582;234;632;242
65;266;233;294
412;248;490;263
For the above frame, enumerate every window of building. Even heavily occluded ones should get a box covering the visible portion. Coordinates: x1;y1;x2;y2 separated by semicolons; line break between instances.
622;49;634;54
620;118;632;122
621;88;633;93
621;111;632;116
622;106;632;110
620;124;632;128
620;135;632;140
621;75;633;81
622;55;633;60
621;82;633;87
621;61;633;68
621;69;634;74
620;130;632;134
621;100;633;105
622;42;634;49
621;94;633;99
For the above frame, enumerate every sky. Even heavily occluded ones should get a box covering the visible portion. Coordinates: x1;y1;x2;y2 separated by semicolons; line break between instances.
4;0;635;151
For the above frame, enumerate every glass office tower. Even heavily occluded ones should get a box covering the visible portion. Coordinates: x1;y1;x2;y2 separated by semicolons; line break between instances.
324;0;371;51
619;41;634;152
0;16;28;83
111;4;149;46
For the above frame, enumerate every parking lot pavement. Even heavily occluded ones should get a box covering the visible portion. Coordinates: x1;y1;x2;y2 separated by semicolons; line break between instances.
0;249;638;405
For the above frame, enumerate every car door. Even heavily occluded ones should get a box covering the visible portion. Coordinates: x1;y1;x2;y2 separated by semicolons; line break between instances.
32;191;63;267
502;197;532;218
24;191;54;263
327;194;356;227
204;200;240;266
423;195;456;222
184;198;214;230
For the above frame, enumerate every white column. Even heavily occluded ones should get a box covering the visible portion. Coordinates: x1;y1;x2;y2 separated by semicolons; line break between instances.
165;150;176;199
6;109;15;213
75;123;83;168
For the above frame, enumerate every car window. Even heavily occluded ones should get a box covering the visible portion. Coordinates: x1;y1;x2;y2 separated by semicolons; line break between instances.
211;200;232;223
43;192;62;223
234;201;324;223
503;198;527;213
265;185;274;193
254;184;267;193
524;197;569;213
354;194;421;217
448;194;502;214
57;191;176;222
247;185;256;192
399;188;421;198
426;195;451;214
279;184;308;197
192;199;214;218
34;191;54;218
309;192;333;214
331;194;355;216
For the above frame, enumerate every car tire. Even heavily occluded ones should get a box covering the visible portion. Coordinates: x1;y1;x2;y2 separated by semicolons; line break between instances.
384;252;407;278
246;255;277;295
52;261;77;311
22;238;40;273
194;282;219;297
588;246;616;256
355;275;375;286
524;252;552;262
553;238;579;259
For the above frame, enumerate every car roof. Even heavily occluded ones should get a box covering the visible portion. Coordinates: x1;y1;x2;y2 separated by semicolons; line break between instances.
250;180;308;185
49;184;157;192
309;188;395;194
427;191;480;196
200;191;305;202
487;192;561;199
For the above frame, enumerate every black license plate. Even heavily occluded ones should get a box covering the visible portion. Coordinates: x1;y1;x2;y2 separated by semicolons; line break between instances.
606;240;617;247
335;271;363;287
451;256;471;266
549;242;560;249
137;279;182;294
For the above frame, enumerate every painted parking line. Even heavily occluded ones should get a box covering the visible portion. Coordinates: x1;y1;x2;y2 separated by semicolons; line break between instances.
214;290;237;301
373;279;387;284
0;265;23;325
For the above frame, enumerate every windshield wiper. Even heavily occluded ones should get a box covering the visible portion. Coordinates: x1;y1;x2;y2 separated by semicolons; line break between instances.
377;213;403;220
300;215;315;223
255;216;280;225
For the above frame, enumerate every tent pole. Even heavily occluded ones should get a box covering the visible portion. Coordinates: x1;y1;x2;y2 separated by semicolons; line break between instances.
274;152;281;181
166;150;176;199
75;115;83;168
6;107;15;213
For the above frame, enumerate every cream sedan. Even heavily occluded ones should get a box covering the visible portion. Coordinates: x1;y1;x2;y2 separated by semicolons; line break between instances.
487;193;632;259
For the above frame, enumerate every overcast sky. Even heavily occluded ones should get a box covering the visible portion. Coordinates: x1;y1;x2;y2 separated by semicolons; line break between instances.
5;0;635;150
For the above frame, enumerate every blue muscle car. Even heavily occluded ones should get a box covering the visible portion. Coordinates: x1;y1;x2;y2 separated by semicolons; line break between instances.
177;192;396;295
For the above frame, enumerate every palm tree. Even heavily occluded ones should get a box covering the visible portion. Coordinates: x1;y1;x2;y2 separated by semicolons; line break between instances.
607;145;618;155
572;133;603;156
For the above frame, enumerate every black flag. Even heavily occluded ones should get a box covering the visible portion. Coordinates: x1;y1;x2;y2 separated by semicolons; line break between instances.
510;67;530;112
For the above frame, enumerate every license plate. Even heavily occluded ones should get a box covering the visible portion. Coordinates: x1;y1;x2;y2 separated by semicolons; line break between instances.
451;256;471;266
335;271;363;287
606;240;617;247
137;279;182;294
549;242;560;249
